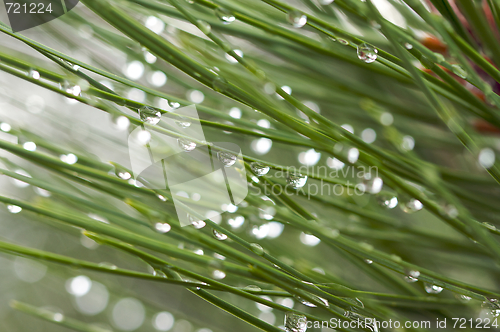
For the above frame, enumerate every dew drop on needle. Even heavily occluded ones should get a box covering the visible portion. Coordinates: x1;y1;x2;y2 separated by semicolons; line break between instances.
215;7;235;24
139;106;161;125
178;138;196;152
287;10;307;28
251;162;270;176
284;312;307;332
287;174;307;189
357;43;378;63
218;151;237;167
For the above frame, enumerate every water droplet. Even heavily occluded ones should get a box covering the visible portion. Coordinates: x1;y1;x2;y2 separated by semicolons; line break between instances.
401;198;423;213
287;174;307;189
344;310;378;332
287;10;307;28
188;87;205;102
217;151;237;167
169;101;180;109
424;283;443;294
250;162;270;176
212;269;226;279
452;64;467;79
361;128;376;143
62;60;80;71
0;122;11;132
175;117;191;128
364;259;373;264
250;243;264;255
347;148;359;163
155;223;171;233
319;0;334;4
479;148;495;168
197;20;211;34
293;294;317;308
51;312;64;322
149;72;168;89
298;149;321;166
404;43;413;50
244;285;262;292
158;194;167;202
316;296;329;307
338;38;349;45
343;310;362;320
154;269;167;278
7;205;22;214
139;106;161;125
213;253;226;260
343;311;362;322
63;81;82;96
284;312;307;332
10;170;31;188
89;214;108;224
377;195;398;209
404;270;420;283
112;115;130;130
23;141;36;151
145;16;165;34
357;43;378;63
178;138;197;152
344;297;364;308
299;232;320;246
228;107;241;119
98;262;117;270
276;86;292;100
189;215;206;229
228;216;245;229
380;112;393;126
458;294;471;302
215;7;235;24
59;153;78;165
115;167;131;180
258;206;276;221
213;229;228;240
358;173;383;194
343;298;378;331
225;49;243;63
212;76;229;93
144;50;157;64
34;187;51;197
341;124;354;134
29;69;40;80
124;61;145;80
482;299;500;317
